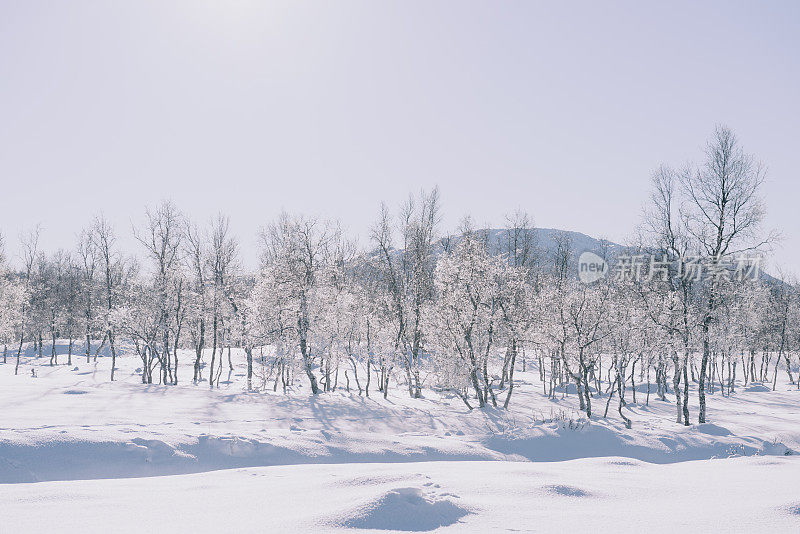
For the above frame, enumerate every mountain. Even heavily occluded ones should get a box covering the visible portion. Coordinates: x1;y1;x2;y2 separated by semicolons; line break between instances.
448;227;784;286
482;227;624;259
436;227;624;263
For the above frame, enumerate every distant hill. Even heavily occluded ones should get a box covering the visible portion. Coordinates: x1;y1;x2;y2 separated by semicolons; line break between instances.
437;227;624;263
444;227;784;286
483;227;624;259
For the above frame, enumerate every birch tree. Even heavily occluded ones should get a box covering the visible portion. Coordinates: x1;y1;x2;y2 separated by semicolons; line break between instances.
681;126;775;423
134;201;185;385
15;227;39;375
258;213;342;394
92;216;128;380
371;189;440;398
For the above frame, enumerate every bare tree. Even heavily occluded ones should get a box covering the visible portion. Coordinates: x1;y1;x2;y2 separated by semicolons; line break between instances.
371;188;440;398
184;221;209;383
91;215;126;380
681;126;776;423
15;226;40;375
640;166;693;425
767;269;796;389
76;229;98;364
259;213;341;394
134;201;184;385
207;215;239;388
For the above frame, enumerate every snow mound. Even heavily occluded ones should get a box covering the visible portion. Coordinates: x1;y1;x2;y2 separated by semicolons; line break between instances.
342;487;470;531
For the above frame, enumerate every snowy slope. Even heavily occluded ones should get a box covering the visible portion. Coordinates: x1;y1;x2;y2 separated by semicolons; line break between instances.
1;344;799;531
2;458;799;533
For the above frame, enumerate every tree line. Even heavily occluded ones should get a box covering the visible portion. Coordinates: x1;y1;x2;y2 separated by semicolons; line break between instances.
0;126;797;427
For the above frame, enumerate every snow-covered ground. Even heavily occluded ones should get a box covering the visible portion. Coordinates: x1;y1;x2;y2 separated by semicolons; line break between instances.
4;457;800;533
2;344;799;532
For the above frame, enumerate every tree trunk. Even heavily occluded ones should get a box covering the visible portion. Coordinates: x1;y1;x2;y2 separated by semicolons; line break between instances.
698;319;710;423
246;347;253;391
50;315;57;366
617;376;632;429
673;351;682;424
15;329;24;375
503;340;517;409
109;331;117;381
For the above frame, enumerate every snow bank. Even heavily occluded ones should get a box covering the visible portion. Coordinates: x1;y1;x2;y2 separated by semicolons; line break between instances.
1;348;799;485
2;458;800;533
341;487;471;531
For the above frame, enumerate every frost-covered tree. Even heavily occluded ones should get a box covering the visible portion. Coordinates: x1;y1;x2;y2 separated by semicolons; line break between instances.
371;189;440;398
765;273;797;389
426;221;505;409
91;215;130;380
14;227;39;375
184;220;210;383
680;126;775;423
76;228;100;364
0;235;25;365
133;201;185;385
113;278;162;384
256;213;344;394
206;215;240;388
496;211;539;408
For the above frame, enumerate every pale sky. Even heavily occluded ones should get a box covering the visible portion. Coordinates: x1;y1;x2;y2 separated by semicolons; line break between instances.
1;1;798;274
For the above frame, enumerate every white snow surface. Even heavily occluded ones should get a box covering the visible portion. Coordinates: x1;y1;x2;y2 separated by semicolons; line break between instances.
1;343;799;532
